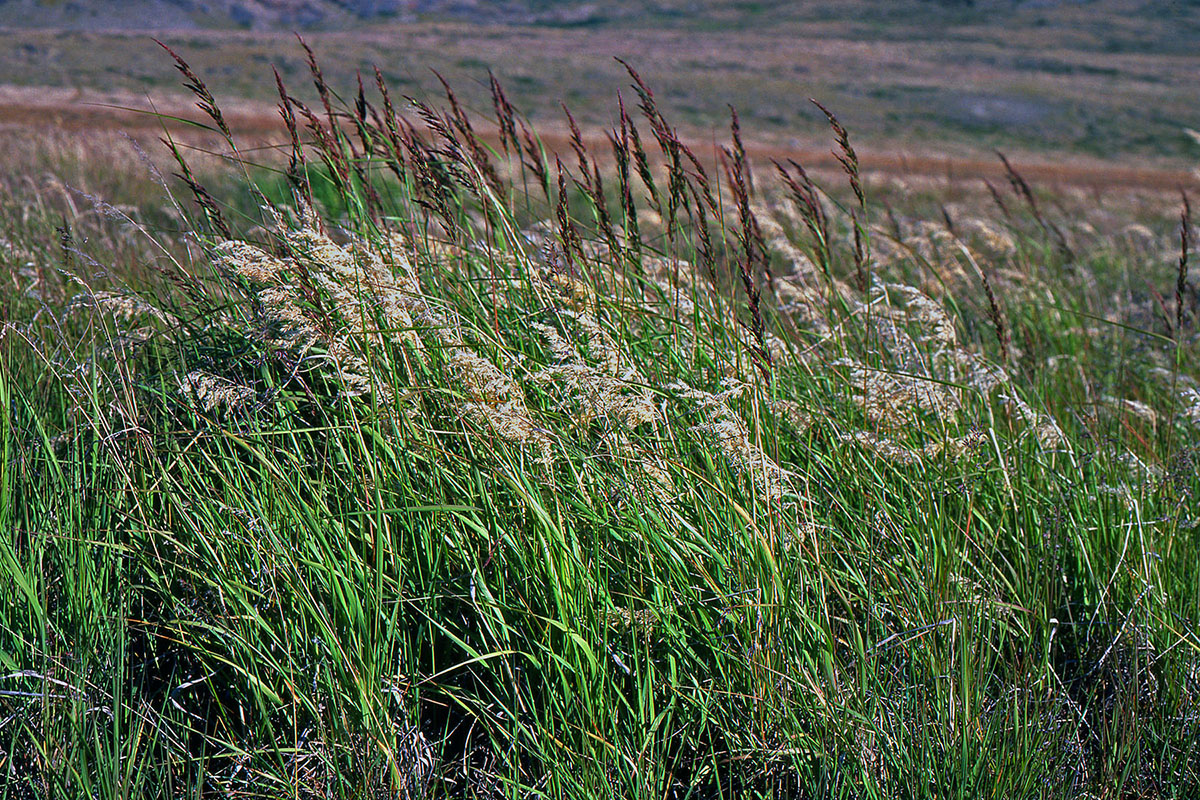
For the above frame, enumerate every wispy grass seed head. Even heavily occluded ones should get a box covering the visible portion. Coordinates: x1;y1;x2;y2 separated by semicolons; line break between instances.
671;379;794;503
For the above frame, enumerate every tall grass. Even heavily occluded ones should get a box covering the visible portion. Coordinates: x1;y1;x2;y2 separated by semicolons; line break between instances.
1;45;1198;799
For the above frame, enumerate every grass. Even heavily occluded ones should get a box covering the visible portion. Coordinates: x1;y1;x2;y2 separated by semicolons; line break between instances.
1;43;1199;798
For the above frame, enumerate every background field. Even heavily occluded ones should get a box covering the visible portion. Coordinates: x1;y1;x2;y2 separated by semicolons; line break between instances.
3;0;1200;167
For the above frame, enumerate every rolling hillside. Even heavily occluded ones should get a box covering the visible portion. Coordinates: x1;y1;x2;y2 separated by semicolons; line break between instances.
0;0;1197;41
0;1;1198;167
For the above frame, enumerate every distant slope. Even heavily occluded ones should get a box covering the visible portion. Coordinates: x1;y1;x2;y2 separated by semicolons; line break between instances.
0;0;407;29
0;0;615;29
1;0;1198;162
0;0;1197;42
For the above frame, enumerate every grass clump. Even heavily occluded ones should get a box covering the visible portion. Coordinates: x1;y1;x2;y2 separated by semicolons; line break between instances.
1;44;1199;799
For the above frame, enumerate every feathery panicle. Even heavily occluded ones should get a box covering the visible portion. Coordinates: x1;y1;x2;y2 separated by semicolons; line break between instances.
212;227;422;402
532;315;658;431
671;379;793;503
754;202;820;280
155;39;231;139
1103;395;1158;428
215;240;290;286
955;242;1011;365
606;606;658;635
836;358;961;430
1001;393;1067;449
1179;387;1200;424
518;117;549;198
448;349;553;465
961;217;1017;257
844;428;986;466
177;370;256;414
767;398;815;432
447;350;520;401
811;98;863;208
489;69;518;156
875;283;958;350
87;290;180;328
774;159;831;275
